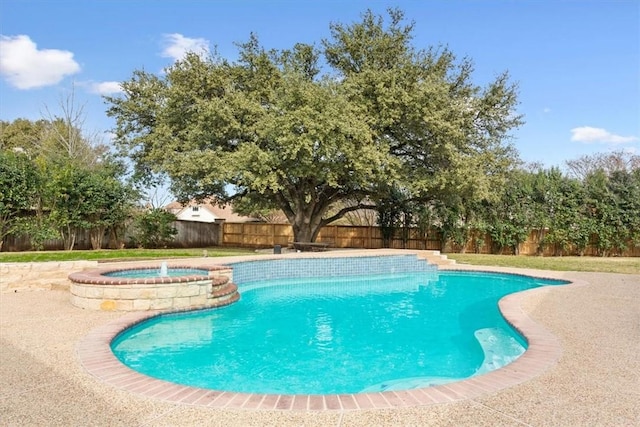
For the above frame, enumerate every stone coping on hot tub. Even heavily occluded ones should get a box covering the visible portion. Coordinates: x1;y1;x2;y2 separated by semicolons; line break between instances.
68;264;232;286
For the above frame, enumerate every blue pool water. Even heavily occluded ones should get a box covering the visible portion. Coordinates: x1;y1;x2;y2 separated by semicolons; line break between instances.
111;256;566;394
104;268;208;278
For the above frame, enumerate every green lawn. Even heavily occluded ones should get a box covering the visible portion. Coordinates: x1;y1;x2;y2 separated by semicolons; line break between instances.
0;247;255;263
447;253;640;275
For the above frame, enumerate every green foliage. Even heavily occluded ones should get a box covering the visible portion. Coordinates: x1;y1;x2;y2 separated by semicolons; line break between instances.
13;215;59;251
435;199;470;251
130;208;178;249
0;119;48;155
231;193;283;222
530;168;581;256
430;161;640;257
46;164;91;250
431;192;490;254
40;162;137;251
375;186;408;248
582;169;640;256
1;118;139;251
0;150;42;249
323;9;522;207
483;164;640;257
106;8;522;242
75;160;138;249
615;169;640;247
486;169;534;254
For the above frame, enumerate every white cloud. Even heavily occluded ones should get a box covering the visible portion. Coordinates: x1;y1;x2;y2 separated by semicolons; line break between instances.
88;81;123;95
543;107;551;114
570;126;638;145
0;35;81;89
161;33;210;62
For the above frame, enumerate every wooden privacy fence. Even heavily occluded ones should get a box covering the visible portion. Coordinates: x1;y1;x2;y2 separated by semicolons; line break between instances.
2;220;638;256
222;222;442;251
171;220;221;248
0;219;221;251
222;222;640;256
223;223;293;248
441;229;640;257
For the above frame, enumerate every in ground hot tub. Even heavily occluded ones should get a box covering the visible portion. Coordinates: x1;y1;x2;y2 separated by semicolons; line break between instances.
68;263;239;311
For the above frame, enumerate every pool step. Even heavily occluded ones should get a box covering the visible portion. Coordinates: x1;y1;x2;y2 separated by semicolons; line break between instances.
415;250;456;266
209;277;240;307
474;328;525;376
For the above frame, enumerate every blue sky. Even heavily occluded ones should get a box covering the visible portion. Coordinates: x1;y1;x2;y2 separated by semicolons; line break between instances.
1;0;638;169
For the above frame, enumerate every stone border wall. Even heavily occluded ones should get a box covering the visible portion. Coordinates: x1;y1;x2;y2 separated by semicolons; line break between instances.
69;277;237;311
0;261;98;293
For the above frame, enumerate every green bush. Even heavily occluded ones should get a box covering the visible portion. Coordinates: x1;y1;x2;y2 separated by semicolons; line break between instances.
130;208;177;249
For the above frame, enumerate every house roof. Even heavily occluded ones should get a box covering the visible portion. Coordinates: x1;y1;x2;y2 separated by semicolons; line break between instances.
165;200;260;223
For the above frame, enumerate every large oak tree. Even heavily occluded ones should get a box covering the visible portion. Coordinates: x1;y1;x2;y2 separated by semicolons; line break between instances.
106;9;522;242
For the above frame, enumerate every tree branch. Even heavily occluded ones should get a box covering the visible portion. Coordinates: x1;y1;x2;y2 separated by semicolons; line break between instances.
320;203;377;227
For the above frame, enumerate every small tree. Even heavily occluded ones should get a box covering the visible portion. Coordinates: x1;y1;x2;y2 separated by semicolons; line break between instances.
82;164;138;250
0;150;42;250
375;186;406;248
131;208;177;248
13;215;58;251
40;86;108;167
46;164;91;250
435;200;469;253
486;169;534;255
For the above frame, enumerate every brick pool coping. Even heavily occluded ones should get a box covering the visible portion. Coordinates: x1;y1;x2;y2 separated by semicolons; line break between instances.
76;260;586;411
68;264;231;285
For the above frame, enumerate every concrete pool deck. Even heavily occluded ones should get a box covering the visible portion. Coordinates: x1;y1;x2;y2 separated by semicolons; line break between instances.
1;253;639;426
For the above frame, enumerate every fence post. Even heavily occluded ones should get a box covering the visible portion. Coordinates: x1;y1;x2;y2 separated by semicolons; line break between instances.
215;220;225;246
271;223;275;247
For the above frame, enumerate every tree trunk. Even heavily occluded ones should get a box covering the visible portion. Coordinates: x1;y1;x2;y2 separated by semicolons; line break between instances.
62;225;76;250
278;191;330;243
275;188;371;244
90;227;105;250
535;228;546;255
108;228;125;249
292;219;323;243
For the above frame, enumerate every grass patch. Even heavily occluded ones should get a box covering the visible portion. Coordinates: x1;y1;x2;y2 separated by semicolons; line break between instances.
447;253;640;275
0;247;255;263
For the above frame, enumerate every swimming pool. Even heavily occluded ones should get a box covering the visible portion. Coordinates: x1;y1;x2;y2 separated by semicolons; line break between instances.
111;255;567;395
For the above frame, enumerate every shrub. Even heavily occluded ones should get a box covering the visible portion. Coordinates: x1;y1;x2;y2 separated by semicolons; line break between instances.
130;208;177;249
